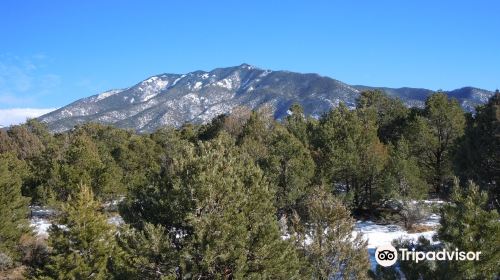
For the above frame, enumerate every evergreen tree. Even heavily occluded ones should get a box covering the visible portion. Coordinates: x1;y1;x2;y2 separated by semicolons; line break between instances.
438;179;500;279
36;184;126;279
57;132;105;200
238;111;272;163
297;187;370;279
284;103;310;145
182;134;302;279
117;133;162;193
455;92;500;208
381;138;427;201
119;133;195;232
316;104;387;210
0;130;15;154
264;124;315;218
407;93;465;194
118;223;178;279
356;90;409;143
24;133;64;203
5;124;45;160
0;153;31;267
197;114;227;141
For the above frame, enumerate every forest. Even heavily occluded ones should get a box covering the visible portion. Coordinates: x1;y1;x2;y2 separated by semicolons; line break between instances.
0;90;499;279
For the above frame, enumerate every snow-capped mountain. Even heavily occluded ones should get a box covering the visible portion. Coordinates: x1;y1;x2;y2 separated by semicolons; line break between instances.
39;64;495;133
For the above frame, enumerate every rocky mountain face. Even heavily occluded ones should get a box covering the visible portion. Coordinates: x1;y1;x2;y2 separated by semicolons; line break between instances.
39;64;495;133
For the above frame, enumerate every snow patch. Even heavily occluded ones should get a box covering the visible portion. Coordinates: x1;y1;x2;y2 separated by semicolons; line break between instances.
138;76;169;102
259;70;272;77
30;218;52;237
354;214;441;249
216;78;234;89
193;81;203;90
96;89;122;101
108;215;124;226
172;74;186;87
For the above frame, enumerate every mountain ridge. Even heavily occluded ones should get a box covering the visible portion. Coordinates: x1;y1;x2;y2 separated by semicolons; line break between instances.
39;64;495;133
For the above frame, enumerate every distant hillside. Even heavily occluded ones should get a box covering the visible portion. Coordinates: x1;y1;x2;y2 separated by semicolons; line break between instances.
39;64;495;133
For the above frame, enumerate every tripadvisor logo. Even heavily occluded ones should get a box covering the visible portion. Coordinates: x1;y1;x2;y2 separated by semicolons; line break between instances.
375;245;398;267
375;244;481;267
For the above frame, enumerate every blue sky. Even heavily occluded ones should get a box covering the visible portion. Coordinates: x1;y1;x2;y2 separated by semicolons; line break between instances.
0;0;499;120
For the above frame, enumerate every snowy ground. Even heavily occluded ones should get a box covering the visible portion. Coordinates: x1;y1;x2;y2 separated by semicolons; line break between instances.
30;217;52;237
29;206;56;237
29;202;125;237
356;214;440;270
354;199;444;270
354;213;440;249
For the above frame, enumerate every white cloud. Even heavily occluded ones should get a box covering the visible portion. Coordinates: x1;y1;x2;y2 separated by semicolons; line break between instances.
0;54;61;107
0;108;56;127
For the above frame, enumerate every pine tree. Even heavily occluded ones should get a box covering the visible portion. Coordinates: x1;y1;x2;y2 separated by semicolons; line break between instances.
382;137;427;201
297;187;370;279
118;223;178;279
117;133;162;194
407;93;465;194
455;92;500;208
0;153;31;268
57;132;105;200
264;124;315;218
356;90;409;143
5;124;45;160
182;133;303;279
119;133;195;231
238;111;272;163
36;184;125;279
284;103;310;145
0;130;15;154
316;104;387;210
438;179;500;279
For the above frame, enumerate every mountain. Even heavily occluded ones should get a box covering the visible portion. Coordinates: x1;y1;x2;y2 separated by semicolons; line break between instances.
353;85;493;112
39;64;495;133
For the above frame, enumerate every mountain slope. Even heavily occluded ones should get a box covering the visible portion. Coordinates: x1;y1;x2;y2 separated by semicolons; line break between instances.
39;64;495;133
353;85;493;111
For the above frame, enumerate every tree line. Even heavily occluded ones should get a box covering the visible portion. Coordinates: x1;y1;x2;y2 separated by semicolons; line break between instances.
0;90;499;279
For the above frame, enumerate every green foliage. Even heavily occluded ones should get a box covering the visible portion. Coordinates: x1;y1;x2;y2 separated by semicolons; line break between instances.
36;184;126;279
284;103;311;145
119;131;195;231
197;114;227;141
438;179;500;279
381;138;427;201
395;180;500;279
0;153;31;264
118;223;178;279
356;90;409;143
315;104;388;210
5;124;45;160
406;93;465;194
238;111;273;162
295;187;370;279
455;93;500;208
391;237;443;280
182;134;302;279
57;132;105;199
264;124;315;217
372;265;399;280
